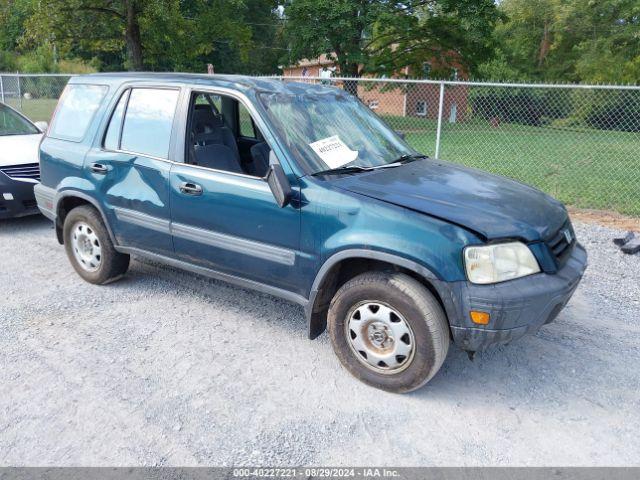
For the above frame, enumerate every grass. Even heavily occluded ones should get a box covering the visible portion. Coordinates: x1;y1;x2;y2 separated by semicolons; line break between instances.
5;98;60;123
7;99;638;216
383;115;640;217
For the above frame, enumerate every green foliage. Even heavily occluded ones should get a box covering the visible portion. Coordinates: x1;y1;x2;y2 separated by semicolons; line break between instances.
15;42;57;73
138;0;253;72
2;0;638;86
0;0;35;51
479;0;640;84
1;0;282;73
469;87;575;126
283;0;500;78
0;50;17;70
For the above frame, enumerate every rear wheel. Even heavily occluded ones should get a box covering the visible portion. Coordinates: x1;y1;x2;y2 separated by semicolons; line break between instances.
328;271;449;393
63;205;129;284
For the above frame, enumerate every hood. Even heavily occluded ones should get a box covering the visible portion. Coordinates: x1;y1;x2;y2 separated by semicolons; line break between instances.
331;159;567;242
0;134;42;168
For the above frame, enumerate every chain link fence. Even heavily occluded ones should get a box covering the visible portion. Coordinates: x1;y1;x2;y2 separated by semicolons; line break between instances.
283;75;640;217
2;73;639;216
0;73;71;122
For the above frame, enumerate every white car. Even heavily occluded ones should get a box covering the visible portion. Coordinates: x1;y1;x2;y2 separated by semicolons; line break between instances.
0;102;47;219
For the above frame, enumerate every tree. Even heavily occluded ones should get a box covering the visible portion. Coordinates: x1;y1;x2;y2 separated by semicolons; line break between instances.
21;0;148;70
18;0;262;72
161;0;282;74
479;0;640;84
0;0;36;52
282;0;500;94
138;0;253;72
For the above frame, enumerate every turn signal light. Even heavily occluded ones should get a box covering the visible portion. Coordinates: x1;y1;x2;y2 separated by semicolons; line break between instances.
470;311;490;325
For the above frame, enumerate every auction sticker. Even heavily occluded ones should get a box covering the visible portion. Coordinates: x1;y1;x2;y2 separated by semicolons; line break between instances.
309;135;359;169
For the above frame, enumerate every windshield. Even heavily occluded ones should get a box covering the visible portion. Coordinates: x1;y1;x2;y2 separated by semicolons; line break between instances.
0;104;39;136
259;90;416;174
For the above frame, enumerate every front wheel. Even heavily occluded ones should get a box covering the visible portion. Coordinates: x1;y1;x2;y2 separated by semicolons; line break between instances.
63;205;130;284
327;271;449;393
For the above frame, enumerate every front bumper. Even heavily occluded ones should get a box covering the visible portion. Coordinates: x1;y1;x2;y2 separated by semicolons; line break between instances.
443;242;587;352
0;173;39;219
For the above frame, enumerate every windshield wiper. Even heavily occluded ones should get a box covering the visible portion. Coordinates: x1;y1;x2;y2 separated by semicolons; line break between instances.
312;165;376;176
313;156;425;176
393;153;428;164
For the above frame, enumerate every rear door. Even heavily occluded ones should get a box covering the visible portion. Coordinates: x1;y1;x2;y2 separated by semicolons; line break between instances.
84;86;181;256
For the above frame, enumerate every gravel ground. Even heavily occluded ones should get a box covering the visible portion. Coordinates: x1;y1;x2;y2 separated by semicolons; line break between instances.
1;216;639;466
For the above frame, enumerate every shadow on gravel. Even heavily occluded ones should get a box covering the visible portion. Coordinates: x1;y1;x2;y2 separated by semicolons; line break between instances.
0;214;50;233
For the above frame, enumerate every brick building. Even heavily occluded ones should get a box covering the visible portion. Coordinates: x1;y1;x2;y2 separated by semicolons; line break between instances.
283;56;469;123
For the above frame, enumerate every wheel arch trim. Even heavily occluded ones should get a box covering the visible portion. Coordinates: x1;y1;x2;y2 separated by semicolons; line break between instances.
305;249;445;339
54;190;119;246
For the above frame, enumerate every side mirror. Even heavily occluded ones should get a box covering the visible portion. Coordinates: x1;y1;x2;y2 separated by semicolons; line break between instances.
266;163;292;208
34;121;48;133
396;130;406;140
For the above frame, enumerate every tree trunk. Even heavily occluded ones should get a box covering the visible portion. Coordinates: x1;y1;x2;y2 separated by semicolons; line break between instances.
341;62;360;98
538;19;550;67
124;0;143;71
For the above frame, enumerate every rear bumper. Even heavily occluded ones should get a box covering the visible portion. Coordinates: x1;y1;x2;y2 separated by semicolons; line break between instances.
33;183;57;221
444;243;587;352
0;173;39;219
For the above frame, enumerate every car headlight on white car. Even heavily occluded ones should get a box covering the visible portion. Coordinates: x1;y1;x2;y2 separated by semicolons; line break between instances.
464;242;540;284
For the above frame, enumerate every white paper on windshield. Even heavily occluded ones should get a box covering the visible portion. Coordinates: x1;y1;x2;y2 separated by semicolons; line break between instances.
309;135;358;169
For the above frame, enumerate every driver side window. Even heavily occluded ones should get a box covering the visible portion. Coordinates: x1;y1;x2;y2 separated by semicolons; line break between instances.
186;92;272;178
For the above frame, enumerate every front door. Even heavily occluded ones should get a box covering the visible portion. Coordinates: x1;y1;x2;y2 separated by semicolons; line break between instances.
169;90;301;295
170;166;301;293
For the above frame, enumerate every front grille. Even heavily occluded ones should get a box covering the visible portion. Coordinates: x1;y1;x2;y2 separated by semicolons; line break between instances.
0;163;40;181
22;199;38;209
546;221;575;266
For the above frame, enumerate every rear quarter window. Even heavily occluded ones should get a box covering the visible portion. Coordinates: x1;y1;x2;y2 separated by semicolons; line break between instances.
48;84;108;142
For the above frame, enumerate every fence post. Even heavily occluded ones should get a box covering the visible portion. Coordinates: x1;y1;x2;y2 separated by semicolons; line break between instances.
435;82;445;159
0;75;4;104
16;72;22;111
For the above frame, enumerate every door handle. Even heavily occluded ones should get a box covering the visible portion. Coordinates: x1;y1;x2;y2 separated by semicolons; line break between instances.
90;163;109;174
179;182;203;196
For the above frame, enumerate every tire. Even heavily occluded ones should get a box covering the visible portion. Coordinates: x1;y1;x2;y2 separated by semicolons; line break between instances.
63;205;130;285
328;271;449;393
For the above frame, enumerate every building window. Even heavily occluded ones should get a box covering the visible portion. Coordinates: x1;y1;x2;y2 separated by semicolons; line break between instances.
422;62;431;79
416;101;427;117
368;100;380;110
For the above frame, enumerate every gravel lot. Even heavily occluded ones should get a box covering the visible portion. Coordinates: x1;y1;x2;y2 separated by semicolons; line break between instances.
1;215;639;466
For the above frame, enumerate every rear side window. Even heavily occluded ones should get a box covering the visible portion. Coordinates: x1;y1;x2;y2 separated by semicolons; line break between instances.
120;88;179;159
49;84;108;141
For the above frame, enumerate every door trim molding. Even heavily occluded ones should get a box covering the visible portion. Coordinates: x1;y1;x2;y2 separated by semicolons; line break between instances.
114;207;171;234
113;206;296;266
171;222;296;266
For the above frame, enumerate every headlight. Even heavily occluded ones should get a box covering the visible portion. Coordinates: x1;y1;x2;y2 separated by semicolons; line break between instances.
464;242;540;284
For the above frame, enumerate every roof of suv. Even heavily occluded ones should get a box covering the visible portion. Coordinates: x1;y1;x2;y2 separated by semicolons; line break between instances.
71;72;340;96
